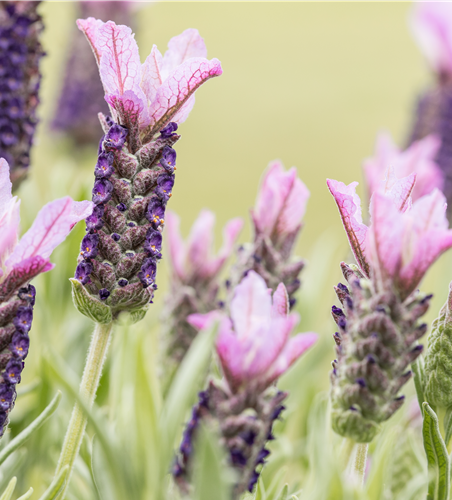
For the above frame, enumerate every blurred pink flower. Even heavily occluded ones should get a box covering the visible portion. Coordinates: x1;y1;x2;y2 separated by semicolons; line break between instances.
0;158;93;291
411;1;452;76
165;209;243;282
252;160;310;244
328;173;452;299
77;20;222;135
363;132;443;201
189;271;317;393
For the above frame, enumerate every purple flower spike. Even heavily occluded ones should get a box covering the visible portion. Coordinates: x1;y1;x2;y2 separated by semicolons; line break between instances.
94;152;115;179
99;288;110;300
75;260;93;285
3;359;23;385
10;332;29;359
85;205;105;231
144;229;162;258
138;258;157;288
156;174;175;202
80;234;99;260
160;122;178;138
18;284;35;306
0;384;14;411
93;179;113;206
146;197;166;228
160;146;177;173
104;123;128;150
13;306;33;333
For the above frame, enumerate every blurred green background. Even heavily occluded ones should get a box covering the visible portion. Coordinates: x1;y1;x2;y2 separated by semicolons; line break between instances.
3;2;447;499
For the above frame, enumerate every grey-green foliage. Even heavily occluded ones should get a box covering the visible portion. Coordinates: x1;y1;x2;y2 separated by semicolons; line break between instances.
425;287;452;409
0;477;33;500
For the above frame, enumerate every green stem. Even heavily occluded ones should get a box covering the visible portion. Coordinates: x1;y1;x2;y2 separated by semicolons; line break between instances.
54;322;113;499
353;443;368;486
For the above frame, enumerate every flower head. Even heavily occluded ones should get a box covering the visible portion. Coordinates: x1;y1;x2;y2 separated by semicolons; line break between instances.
252;161;310;245
189;271;317;393
166;209;243;283
77;20;222;139
363;132;443;201
328;173;452;299
411;2;452;76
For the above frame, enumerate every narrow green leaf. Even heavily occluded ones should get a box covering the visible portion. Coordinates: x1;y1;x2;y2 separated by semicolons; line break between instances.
0;392;61;466
422;403;450;500
38;465;69;500
16;488;33;500
444;407;452;447
0;477;16;500
255;477;267;500
160;325;216;460
275;484;289;500
412;357;425;414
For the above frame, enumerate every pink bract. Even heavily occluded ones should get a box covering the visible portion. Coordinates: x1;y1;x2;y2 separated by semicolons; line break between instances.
0;158;93;284
363;132;444;201
253;160;310;242
188;271;317;393
411;1;452;75
77;20;222;135
165;209;243;282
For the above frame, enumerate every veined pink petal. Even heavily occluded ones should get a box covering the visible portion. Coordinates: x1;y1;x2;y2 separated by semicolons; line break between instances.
377;168;415;213
160;28;207;80
171;95;196;125
216;317;246;391
364;132;443;201
230;271;272;340
148;57;222;134
164;210;186;280
105;89;150;129
0;197;20;267
253;161;294;235
203;217;243;278
0;158;13;214
186;209;216;276
277;176;310;237
6;198;93;268
76;17;104;63
272;282;289;318
367;192;404;291
187;310;222;331
398;189;452;296
411;2;452;75
141;45;163;105
97;21;142;97
327;179;370;277
267;332;318;383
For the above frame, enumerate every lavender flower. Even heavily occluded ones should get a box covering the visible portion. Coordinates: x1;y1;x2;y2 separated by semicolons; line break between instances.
72;20;222;323
163;209;242;365
231;161;309;308
174;272;317;497
0;158;92;436
52;2;134;145
0;1;44;189
408;3;452;213
327;173;452;442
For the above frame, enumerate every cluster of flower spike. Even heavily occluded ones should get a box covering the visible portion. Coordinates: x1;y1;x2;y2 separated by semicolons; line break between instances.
0;283;35;435
0;1;44;189
74;118;179;319
173;385;287;496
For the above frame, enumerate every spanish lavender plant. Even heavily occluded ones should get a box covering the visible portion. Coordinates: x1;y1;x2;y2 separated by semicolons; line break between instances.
54;18;223;496
173;271;317;498
363;131;444;201
328;171;452;448
52;2;134;145
0;1;44;189
163;210;242;367
231;161;310;308
0;158;92;437
407;2;452;214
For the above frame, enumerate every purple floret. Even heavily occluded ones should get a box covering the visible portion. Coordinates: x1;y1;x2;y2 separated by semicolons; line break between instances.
138;258;157;288
99;288;110;300
155;173;175;202
13;306;33;333
160;145;177;173
17;284;35;305
10;332;29;359
92;178;113;205
85;204;105;231
75;260;93;285
0;384;14;411
80;233;99;260
3;359;23;385
144;228;163;258
146;197;166;228
159;122;178;138
104;123;128;150
94;151;115;178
